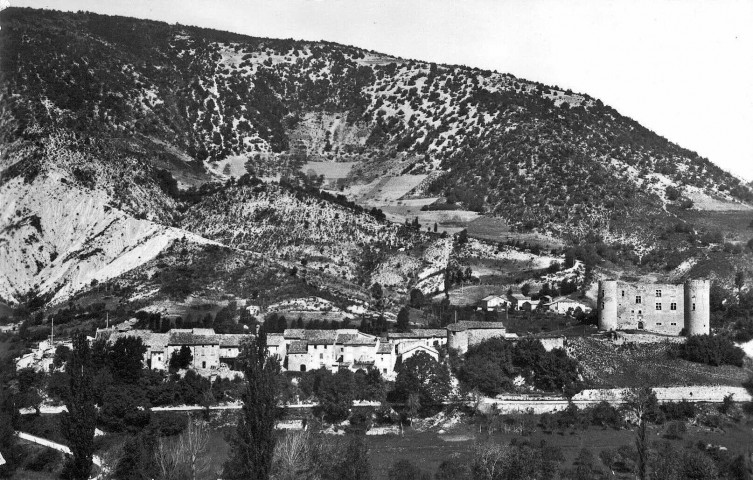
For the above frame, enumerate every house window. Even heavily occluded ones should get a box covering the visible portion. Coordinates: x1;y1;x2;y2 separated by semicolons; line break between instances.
656;289;662;297
202;361;206;368
656;322;662;326
670;303;677;310
636;296;642;304
655;303;662;311
671;322;677;326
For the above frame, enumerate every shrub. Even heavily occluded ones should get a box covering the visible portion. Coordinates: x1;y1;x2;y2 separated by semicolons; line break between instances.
664;420;687;439
674;335;745;367
661;399;696;421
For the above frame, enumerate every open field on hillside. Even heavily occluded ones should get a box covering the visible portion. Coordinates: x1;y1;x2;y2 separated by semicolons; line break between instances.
442;284;504;306
205;156;249;178
301;161;359;180
466;216;566;249
382;207;481;235
570;337;753;388
678;209;753;242
354;175;428;206
684;188;753;212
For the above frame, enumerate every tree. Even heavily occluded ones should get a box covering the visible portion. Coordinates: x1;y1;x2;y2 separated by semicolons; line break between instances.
317;369;355;423
53;344;71;369
180;418;210;480
396;306;410;332
61;333;97;480
0;385;19;476
169;345;193;371
406;393;421;423
223;332;281;480
409;289;425;308
370;283;384;313
394;351;451;409
622;387;661;480
109;336;147;384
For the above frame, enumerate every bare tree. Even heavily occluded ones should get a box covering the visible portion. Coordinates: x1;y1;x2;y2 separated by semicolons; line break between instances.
622;387;660;480
272;431;313;480
154;418;210;480
153;437;183;480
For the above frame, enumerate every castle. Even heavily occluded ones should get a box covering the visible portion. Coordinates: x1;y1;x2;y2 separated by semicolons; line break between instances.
597;279;710;336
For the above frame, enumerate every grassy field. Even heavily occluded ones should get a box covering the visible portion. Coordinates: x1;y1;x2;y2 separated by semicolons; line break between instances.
570;336;753;388
369;417;753;479
466;216;565;249
13;394;753;479
678;209;753;242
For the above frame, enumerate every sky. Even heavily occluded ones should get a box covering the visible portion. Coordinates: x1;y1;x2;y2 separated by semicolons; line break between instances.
10;0;753;180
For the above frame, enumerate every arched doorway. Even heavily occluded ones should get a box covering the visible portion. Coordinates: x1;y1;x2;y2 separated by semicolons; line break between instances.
638;321;644;330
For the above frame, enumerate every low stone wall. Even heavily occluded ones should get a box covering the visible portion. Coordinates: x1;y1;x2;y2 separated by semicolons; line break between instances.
479;385;751;414
16;432;102;466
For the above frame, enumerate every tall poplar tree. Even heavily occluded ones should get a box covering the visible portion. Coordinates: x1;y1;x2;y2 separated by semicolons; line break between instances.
61;333;97;480
223;330;280;480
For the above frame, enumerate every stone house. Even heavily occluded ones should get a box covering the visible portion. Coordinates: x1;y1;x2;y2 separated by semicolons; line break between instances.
447;321;517;354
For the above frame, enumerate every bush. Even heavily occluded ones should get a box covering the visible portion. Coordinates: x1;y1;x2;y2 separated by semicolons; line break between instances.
588;401;623;429
664;420;687;439
674;335;745;367
661;399;696;421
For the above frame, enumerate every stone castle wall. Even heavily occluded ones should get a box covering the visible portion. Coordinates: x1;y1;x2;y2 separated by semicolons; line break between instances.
598;279;710;336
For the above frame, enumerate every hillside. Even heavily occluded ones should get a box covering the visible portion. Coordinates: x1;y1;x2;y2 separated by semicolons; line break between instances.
1;7;751;306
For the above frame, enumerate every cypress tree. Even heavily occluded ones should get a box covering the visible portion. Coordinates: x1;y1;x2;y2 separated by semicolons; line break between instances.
223;330;280;480
61;333;97;480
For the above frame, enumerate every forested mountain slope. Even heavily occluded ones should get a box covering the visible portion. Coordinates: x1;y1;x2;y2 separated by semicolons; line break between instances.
1;7;750;305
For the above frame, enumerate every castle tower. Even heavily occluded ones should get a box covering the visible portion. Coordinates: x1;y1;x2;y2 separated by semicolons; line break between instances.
598;280;618;331
684;279;710;336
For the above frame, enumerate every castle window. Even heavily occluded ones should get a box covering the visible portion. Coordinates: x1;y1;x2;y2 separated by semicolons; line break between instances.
670;303;677;310
692;303;696;311
656;322;662;326
656;289;662;297
655;303;662;311
636;296;642;304
622;290;625;297
671;322;677;326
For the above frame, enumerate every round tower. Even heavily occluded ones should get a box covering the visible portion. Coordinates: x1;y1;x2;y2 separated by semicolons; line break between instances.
598;280;618;331
684;279;710;336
